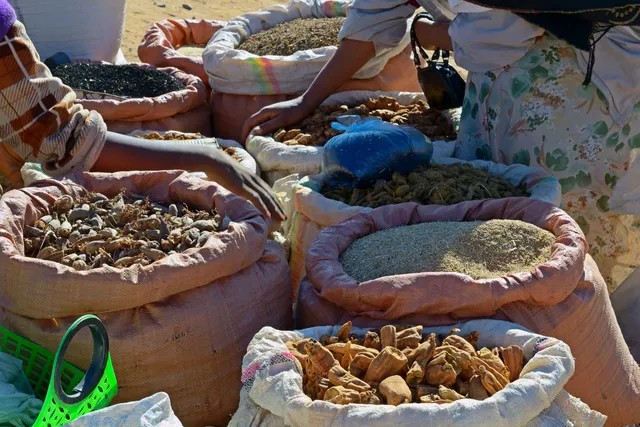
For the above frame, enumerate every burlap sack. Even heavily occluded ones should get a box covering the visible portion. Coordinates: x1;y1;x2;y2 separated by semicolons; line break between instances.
295;199;640;426
231;320;606;427
138;19;227;87
0;170;292;427
75;64;211;136
281;154;561;297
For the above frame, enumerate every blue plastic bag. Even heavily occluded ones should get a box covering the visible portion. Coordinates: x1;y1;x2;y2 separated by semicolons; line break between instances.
322;118;433;189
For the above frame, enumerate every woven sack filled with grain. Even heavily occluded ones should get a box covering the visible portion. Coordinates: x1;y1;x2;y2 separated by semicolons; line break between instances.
55;62;211;135
203;0;421;141
0;170;292;426
295;198;640;426
230;320;606;427
247;91;458;186
138;19;227;87
277;151;561;296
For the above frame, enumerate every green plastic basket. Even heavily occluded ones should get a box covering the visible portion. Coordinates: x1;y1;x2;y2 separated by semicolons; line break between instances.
0;315;118;426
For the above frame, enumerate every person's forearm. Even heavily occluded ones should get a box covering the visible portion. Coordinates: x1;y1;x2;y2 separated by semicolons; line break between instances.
301;38;376;108
415;21;453;51
92;131;214;174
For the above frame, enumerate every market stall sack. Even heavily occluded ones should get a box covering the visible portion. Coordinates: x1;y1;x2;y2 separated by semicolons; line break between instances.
0;170;292;427
295;198;640;426
230;320;606;426
51;62;211;136
203;0;421;141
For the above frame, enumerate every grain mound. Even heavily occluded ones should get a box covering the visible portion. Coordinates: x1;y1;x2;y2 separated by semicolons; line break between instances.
238;17;345;57
273;96;457;147
51;63;186;98
340;220;556;281
322;163;529;208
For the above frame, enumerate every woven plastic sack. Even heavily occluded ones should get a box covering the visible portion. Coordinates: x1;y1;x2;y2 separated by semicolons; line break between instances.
138;19;226;87
8;0;126;63
295;199;640;426
230;320;606;427
281;152;561;295
73;63;211;135
246;91;452;186
0;170;292;427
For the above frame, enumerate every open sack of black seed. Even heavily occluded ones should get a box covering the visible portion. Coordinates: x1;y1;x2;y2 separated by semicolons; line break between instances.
229;320;606;426
50;62;211;135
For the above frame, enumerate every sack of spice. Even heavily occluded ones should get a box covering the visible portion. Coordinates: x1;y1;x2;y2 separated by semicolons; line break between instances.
295;199;640;425
50;62;211;135
0;170;292;426
230;320;606;426
127;130;260;176
138;19;227;87
247;91;458;185
203;0;422;141
279;153;560;295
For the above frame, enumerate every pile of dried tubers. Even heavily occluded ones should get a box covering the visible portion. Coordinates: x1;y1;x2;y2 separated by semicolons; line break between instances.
23;191;228;271
272;96;457;147
321;163;529;208
287;322;525;406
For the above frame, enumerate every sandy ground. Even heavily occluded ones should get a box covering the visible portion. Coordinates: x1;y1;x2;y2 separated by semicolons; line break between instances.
122;0;274;61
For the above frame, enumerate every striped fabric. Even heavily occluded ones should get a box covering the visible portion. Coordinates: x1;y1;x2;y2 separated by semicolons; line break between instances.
0;21;106;185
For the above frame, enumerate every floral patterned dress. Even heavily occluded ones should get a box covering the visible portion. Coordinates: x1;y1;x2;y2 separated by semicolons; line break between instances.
455;34;640;292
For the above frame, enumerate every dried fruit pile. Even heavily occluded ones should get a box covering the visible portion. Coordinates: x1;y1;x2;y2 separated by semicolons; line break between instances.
23;191;227;271
51;63;186;98
288;322;525;405
133;131;242;162
322;163;528;208
238;17;345;57
272;96;457;147
340;220;556;281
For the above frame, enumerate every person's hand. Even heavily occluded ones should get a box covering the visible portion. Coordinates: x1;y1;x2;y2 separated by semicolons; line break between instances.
241;96;316;142
203;148;286;221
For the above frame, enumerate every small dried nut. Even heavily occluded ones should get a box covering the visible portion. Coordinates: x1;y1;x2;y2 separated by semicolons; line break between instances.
349;351;376;377
284;129;302;140
294;133;312;145
499;345;524;382
197;231;212;247
477;347;510;381
114;256;137;268
416;384;439;399
84;240;107;254
407;333;437;366
37;246;63;261
380;325;397;349
72;260;89;271
443;334;476;354
24;225;44;238
327;343;376;359
283;139;299;146
316;378;332;400
396;326;423;350
478;365;505;395
379;375;411;406
305;340;337;377
190;220;218;232
419;395;452;404
328;365;371;392
468;375;489;400
406;361;424;386
324;386;361;404
424;363;457;387
141;247;167;261
168;204;179;217
438;385;465;401
364;347;408;384
273;129;286;142
340;342;353;370
359;390;381;405
363;331;381;351
336;321;352;342
69;205;91;222
54;195;74;212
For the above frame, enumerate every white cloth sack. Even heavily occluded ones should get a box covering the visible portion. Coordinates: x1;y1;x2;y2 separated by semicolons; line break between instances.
67;392;183;427
203;0;411;95
229;320;606;427
8;0;126;63
246;91;461;186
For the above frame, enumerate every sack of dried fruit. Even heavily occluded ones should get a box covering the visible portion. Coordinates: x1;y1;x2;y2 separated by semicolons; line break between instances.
280;152;560;295
230;319;606;426
127;130;260;176
295;199;640;425
138;19;226;87
247;91;458;185
0;170;292;427
203;0;422;141
51;62;211;135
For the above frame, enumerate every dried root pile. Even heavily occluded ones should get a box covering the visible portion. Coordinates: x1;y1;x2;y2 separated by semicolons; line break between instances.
23;191;228;271
321;164;529;208
272;96;457;147
288;322;525;405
